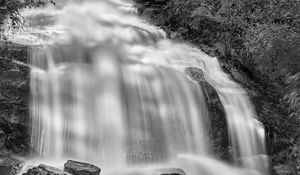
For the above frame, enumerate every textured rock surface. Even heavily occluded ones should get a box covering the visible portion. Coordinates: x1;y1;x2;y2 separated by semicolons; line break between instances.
23;164;68;175
185;67;230;160
0;157;22;175
0;42;30;155
64;160;101;175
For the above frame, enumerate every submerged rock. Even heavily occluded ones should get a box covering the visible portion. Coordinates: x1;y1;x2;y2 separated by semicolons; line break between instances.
64;160;101;175
23;164;68;175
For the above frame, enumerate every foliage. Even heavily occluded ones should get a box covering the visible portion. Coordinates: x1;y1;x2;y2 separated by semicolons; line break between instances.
0;0;55;57
0;0;55;27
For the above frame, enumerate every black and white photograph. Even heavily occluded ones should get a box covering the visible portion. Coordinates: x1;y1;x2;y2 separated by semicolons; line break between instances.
0;0;299;175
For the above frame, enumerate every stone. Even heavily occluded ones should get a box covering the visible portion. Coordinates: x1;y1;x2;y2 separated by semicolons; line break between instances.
0;42;30;156
23;164;68;175
64;160;101;175
185;67;230;161
185;67;205;81
0;129;6;148
10;162;24;175
0;157;22;175
0;161;14;175
0;163;13;175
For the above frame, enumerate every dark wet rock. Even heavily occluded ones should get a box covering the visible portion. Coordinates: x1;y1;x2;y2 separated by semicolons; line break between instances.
0;129;10;158
0;161;14;175
134;0;167;5
23;164;68;175
0;129;6;148
10;162;25;175
134;0;167;18
0;42;30;156
64;160;101;175
0;157;22;175
185;67;205;82
0;9;8;25
185;67;230;161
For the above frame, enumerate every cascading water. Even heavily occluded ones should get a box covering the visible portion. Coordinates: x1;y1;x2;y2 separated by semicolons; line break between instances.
7;0;269;174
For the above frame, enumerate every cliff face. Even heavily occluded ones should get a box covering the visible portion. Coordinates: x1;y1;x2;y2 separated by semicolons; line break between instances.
0;42;30;156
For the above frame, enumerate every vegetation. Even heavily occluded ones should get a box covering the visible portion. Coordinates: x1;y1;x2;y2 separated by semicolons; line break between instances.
141;0;300;174
0;0;55;59
1;0;299;174
0;0;55;27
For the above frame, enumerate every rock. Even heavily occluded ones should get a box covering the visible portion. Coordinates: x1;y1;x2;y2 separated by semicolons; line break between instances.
0;163;14;175
185;67;205;81
0;42;30;155
10;162;24;175
23;164;68;175
185;67;230;161
0;129;10;158
0;157;22;175
0;129;6;148
64;160;101;175
0;161;14;175
0;9;8;25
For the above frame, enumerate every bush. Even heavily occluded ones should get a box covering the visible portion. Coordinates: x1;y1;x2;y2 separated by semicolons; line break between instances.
0;0;55;27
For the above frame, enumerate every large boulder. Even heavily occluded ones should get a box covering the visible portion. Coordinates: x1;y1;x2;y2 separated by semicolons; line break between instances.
64;160;101;175
23;164;68;175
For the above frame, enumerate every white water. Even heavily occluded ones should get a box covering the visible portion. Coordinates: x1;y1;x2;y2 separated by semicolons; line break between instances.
8;0;268;174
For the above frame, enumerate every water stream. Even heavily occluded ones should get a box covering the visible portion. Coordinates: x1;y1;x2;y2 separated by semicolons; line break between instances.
6;0;269;174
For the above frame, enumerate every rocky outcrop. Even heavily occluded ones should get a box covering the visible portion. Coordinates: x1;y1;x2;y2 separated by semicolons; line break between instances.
22;160;101;175
23;164;68;175
64;160;101;175
0;42;30;156
21;161;187;175
185;67;230;161
0;157;22;175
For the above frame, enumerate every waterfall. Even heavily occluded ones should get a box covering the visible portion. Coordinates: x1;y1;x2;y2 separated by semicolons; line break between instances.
11;0;268;174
